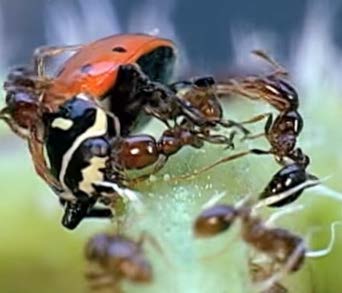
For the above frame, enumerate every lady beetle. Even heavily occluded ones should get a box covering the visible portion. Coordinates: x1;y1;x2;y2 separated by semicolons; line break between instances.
1;34;242;228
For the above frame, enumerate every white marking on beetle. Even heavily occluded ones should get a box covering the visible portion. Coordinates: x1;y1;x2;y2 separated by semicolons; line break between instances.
79;156;107;194
59;108;108;190
51;117;74;130
130;147;140;155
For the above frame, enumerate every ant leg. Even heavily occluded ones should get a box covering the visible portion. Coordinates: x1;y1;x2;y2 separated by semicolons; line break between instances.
194;129;237;149
33;44;83;76
241;113;273;141
175;97;214;126
240;112;273;126
254;235;305;292
218;119;251;138
167;147;273;182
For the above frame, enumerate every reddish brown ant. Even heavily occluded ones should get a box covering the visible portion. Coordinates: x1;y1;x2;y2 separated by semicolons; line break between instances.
168;53;318;207
85;232;153;292
216;50;307;166
194;199;341;292
194;203;306;291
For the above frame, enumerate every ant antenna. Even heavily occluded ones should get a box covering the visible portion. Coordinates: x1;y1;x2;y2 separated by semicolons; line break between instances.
310;184;342;203
306;221;342;258
264;204;305;227
201;191;227;210
252;50;288;77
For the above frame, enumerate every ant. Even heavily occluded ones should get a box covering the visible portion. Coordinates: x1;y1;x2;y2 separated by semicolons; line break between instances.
216;50;307;166
170;52;318;207
194;203;306;291
85;232;153;292
194;198;341;292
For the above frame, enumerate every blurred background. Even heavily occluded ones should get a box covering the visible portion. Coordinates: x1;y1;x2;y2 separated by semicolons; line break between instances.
1;0;342;292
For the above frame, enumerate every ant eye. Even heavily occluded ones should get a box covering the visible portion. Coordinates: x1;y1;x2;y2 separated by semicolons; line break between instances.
194;205;237;237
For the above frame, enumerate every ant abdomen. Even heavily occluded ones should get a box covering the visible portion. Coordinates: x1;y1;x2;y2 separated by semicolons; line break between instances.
259;163;319;207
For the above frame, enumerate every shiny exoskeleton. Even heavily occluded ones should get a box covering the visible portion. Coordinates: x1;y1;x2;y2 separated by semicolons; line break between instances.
174;75;319;207
1;34;242;229
42;95;216;229
85;233;152;291
194;204;306;287
190;53;319;207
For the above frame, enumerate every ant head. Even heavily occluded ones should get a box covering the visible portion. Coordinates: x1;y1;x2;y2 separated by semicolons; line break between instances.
194;204;238;237
86;233;152;283
1;66;41;138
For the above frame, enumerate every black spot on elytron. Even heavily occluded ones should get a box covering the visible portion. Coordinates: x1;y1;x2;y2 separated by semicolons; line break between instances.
112;46;127;53
80;63;93;74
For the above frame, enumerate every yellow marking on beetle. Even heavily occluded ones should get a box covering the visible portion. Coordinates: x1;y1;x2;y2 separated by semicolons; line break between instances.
59;108;108;190
51;118;74;130
79;156;107;194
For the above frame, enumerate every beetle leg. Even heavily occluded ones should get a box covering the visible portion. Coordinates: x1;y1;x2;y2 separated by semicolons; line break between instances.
61;201;114;229
61;201;92;230
33;44;83;77
86;207;113;219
